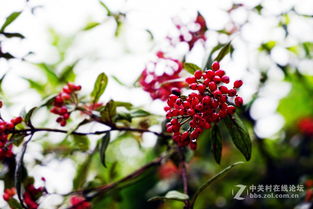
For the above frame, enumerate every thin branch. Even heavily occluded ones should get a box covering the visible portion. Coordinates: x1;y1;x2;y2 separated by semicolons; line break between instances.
64;152;173;209
10;126;167;138
189;161;244;209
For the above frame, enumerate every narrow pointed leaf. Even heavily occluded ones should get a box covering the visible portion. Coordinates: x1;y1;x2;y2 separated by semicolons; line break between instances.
214;42;232;62
91;72;108;103
99;133;111;167
224;115;252;161
0;11;22;32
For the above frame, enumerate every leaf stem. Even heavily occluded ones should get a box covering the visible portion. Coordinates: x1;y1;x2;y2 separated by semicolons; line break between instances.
189;161;244;209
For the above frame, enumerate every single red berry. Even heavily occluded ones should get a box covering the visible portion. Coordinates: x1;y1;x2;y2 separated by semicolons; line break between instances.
213;76;221;83
171;87;181;96
235;96;243;106
183;101;191;108
211;61;220;71
194;70;203;79
205;70;215;79
197;84;206;93
208;82;217;91
219;86;228;94
190;142;197;150
221;75;230;83
227;105;236;114
228;89;237;97
190;83;197;90
215;70;225;77
187;108;195;116
213;90;222;98
234;80;243;88
186;77;196;84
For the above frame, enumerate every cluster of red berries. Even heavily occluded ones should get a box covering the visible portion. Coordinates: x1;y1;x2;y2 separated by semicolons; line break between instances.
23;184;45;209
170;12;207;50
3;187;16;201
70;196;91;209
50;83;81;126
164;61;244;149
139;51;184;101
298;117;313;136
0;112;23;160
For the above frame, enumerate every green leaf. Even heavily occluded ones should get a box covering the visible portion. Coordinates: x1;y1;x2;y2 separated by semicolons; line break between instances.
224;115;252;161
73;153;93;189
99;133;110;167
73;135;90;151
183;63;202;74
211;125;222;164
39;94;58;107
148;190;189;202
83;22;101;31
205;44;225;69
36;63;59;86
99;0;112;16
59;62;77;83
214;42;232;62
91;72;108;103
7;198;23;209
112;75;128;87
190;161;244;208
114;101;133;110
0;11;22;32
100;100;116;123
24;107;37;128
130;109;151;118
23;78;45;94
15;136;32;209
115;112;132;122
11;133;26;147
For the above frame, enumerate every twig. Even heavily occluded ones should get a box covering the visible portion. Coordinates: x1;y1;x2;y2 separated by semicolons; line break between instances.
189;161;244;209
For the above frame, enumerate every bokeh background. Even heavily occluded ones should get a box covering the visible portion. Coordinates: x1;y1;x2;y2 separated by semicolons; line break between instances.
0;0;313;208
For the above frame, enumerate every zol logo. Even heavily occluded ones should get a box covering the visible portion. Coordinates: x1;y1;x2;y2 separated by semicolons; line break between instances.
232;184;247;200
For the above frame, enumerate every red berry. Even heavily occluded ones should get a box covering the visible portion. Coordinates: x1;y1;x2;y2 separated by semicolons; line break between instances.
194;70;203;79
213;90;222;98
211;61;220;71
190;142;197;150
208;82;217;91
235;96;243;106
197;84;206;93
219;86;228;94
215;70;225;77
227;105;236;114
190;83;197;90
187;108;195;116
213;76;221;83
186;77;196;84
221;75;230;83
205;70;215;79
234;80;243;88
228;89;237;97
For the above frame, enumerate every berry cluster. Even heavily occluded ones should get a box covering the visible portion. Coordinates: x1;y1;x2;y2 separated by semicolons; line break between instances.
50;83;81;126
164;61;243;149
3;187;16;201
70;196;91;209
23;184;45;209
0;114;23;160
139;51;184;101
170;13;207;50
298;117;313;136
